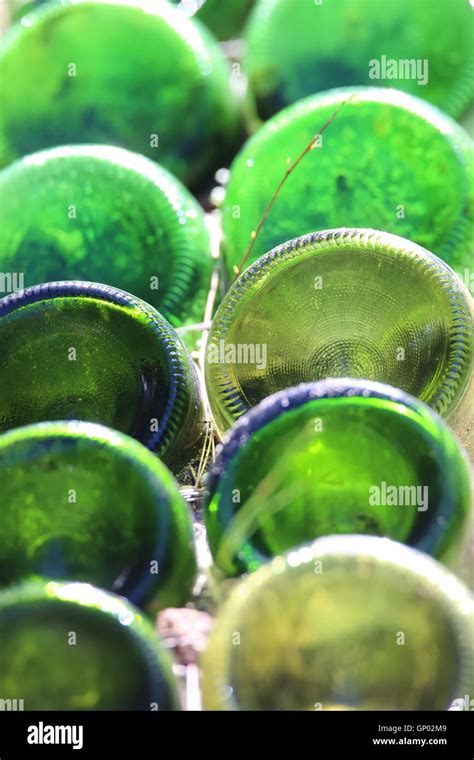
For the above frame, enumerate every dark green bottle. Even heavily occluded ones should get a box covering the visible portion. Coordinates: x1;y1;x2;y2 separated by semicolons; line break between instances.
0;281;205;473
0;0;239;186
0;145;213;340
202;535;474;710
0;580;181;710
206;229;474;454
175;0;255;40
244;0;474;120
205;379;472;577
221;87;474;277
0;420;197;611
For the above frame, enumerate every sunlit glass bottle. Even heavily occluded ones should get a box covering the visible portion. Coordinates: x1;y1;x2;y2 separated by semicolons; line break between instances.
0;580;181;710
206;229;474;455
243;0;474;120
221;87;473;277
205;379;472;577
202;535;474;711
0;145;212;343
0;0;239;187
0;281;205;473
0;421;197;611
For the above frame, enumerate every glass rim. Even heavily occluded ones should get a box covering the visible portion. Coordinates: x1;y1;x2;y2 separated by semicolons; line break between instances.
0;578;179;708
0;279;195;456
0;419;188;607
208;228;474;422
203;534;473;711
206;377;471;568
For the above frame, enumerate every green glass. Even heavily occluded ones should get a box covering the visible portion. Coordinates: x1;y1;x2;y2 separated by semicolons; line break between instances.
0;580;181;710
222;87;474;276
0;145;212;339
175;0;255;40
4;0;257;37
206;229;474;455
202;535;474;710
0;281;205;473
244;0;474;120
0;0;239;186
0;421;197;611
205;380;472;577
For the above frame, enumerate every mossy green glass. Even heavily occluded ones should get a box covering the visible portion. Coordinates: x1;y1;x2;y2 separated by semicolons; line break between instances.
0;145;212;339
202;535;474;711
244;0;474;120
222;87;474;276
0;0;239;186
199;0;255;39
0;580;181;710
8;0;255;38
0;281;205;473
206;229;474;455
0;421;197;611
205;380;472;577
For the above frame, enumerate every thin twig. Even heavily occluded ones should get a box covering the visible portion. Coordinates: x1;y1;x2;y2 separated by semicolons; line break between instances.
176;321;213;335
232;93;357;281
194;420;214;487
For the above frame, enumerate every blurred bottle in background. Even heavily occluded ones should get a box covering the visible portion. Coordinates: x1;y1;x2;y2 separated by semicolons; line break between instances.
243;0;474;121
0;0;240;188
0;581;182;710
202;536;474;710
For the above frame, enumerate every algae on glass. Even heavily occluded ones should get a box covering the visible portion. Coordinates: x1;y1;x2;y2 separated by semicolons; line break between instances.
0;145;213;337
222;88;474;279
244;0;474;120
0;0;239;186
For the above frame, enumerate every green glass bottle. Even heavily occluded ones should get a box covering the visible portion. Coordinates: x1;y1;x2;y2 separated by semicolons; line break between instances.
243;0;474;120
0;580;181;710
0;0;239;186
175;0;255;41
0;420;197;611
0;281;205;473
221;87;474;277
206;229;474;455
0;145;212;339
205;379;472;577
202;535;474;710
